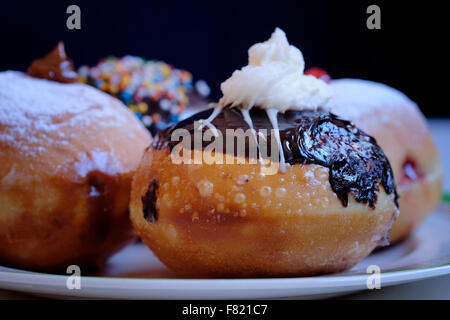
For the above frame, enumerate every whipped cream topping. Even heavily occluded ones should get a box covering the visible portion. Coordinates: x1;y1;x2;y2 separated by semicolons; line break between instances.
219;28;332;112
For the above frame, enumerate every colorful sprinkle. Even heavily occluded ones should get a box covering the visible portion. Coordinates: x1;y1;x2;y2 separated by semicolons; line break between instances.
79;55;208;135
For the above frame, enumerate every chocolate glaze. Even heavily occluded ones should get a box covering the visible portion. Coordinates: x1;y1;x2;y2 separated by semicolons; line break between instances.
142;179;159;222
155;107;398;209
28;42;79;83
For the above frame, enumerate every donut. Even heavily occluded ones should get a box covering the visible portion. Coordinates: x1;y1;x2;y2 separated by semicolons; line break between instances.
0;44;151;271
131;108;398;277
130;29;399;277
78;56;210;135
328;79;443;243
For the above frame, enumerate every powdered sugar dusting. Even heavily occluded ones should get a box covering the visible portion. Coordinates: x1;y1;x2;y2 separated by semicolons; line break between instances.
329;78;420;125
0;71;130;158
74;150;123;177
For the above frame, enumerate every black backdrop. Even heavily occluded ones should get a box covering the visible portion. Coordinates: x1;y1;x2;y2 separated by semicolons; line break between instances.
0;0;447;116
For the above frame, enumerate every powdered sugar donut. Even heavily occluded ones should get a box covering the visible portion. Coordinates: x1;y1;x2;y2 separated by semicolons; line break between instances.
0;71;151;271
329;79;443;243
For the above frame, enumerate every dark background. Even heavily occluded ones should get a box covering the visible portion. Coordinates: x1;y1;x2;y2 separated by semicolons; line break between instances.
0;0;447;116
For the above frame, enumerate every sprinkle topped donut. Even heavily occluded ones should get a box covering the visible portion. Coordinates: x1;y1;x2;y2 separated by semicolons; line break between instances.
79;56;209;135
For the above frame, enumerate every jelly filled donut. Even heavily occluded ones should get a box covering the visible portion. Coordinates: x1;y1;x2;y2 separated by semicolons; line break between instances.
328;78;443;243
0;43;151;271
130;29;399;277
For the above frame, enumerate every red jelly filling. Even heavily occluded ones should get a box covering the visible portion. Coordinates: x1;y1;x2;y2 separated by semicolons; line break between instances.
402;159;423;183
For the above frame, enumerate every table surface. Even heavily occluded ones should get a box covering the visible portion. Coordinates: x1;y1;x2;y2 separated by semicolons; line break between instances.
1;118;449;300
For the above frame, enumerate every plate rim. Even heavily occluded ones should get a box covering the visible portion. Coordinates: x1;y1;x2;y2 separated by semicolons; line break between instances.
1;261;450;285
1;264;449;299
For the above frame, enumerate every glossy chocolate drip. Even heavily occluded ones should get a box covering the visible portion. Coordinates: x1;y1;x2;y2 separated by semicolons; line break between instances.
156;107;398;209
28;42;79;83
142;179;159;223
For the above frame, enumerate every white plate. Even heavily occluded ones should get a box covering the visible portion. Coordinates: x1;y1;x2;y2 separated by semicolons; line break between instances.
1;204;450;300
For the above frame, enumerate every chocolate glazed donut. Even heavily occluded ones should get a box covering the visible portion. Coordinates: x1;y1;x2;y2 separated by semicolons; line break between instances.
131;106;399;277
